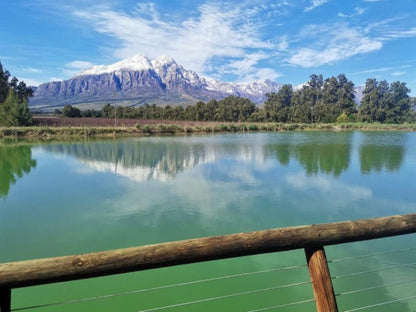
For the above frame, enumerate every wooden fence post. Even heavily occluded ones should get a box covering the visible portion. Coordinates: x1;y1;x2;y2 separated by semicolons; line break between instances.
0;288;11;312
305;246;338;312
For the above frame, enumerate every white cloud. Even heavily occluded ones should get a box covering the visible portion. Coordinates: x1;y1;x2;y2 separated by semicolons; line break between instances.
354;65;411;75
277;36;289;51
286;12;416;69
338;7;365;19
384;27;416;39
248;68;283;81
73;2;275;80
391;71;406;76
286;172;372;203
218;52;282;81
65;60;95;69
287;24;382;67
305;0;329;12
18;77;43;87
355;7;365;15
49;77;64;82
63;60;95;76
22;67;42;73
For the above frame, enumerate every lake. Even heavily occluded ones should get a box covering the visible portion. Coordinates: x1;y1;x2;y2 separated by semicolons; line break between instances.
1;131;415;311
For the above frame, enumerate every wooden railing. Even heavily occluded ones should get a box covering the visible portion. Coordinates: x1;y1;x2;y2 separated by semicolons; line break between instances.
1;213;416;312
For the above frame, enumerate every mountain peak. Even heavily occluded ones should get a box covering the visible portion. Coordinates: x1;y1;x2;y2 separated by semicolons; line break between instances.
122;54;152;68
75;55;181;77
31;54;286;109
152;55;176;67
76;54;153;77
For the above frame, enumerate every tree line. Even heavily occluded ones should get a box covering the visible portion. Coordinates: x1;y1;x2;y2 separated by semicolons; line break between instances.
60;74;414;123
263;74;413;123
0;60;413;125
0;62;33;126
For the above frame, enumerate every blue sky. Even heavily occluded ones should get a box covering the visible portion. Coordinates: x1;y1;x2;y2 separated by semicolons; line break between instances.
1;0;415;94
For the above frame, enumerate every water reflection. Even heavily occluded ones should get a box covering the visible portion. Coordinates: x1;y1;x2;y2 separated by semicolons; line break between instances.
359;133;406;174
1;133;415;312
42;134;353;181
265;132;352;177
0;143;36;197
0;133;409;197
42;139;208;182
39;132;408;182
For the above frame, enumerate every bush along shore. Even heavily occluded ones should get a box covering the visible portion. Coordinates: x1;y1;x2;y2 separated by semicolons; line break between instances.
1;122;416;138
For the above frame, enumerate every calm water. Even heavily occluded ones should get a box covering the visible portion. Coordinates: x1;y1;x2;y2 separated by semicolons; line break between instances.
1;132;415;311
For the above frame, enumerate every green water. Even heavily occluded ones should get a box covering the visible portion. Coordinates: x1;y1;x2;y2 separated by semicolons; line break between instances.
0;132;415;311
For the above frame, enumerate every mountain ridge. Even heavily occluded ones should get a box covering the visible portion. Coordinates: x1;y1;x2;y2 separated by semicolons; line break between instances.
29;54;363;110
29;55;284;110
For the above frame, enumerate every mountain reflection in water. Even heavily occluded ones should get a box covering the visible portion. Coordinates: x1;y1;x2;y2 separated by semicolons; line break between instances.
0;132;408;196
40;132;406;182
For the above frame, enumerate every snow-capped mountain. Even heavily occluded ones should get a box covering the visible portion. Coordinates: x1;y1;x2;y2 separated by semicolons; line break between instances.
30;55;283;109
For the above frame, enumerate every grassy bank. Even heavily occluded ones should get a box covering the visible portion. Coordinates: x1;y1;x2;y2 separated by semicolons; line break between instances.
1;122;416;138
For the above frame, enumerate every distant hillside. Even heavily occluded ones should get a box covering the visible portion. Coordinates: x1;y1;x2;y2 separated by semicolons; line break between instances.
29;55;283;111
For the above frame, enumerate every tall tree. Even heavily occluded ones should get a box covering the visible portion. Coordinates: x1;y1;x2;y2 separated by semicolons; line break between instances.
315;76;338;122
358;79;381;122
358;79;410;123
315;74;356;122
264;84;293;122
0;62;11;103
0;88;32;126
335;74;356;116
374;80;390;122
290;87;313;123
306;74;323;122
62;105;81;118
384;81;411;123
0;62;34;126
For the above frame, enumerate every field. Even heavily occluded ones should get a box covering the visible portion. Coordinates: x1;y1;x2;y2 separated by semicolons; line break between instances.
0;116;415;138
33;116;217;127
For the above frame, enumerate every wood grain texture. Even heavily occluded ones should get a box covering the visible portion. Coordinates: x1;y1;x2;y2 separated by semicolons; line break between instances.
1;213;415;289
305;247;338;312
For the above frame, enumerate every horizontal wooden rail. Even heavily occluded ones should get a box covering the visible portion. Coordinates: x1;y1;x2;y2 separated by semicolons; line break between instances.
1;213;416;289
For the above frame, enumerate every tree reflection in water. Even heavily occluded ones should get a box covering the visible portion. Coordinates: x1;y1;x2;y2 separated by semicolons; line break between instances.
265;132;353;177
0;143;36;197
359;132;406;174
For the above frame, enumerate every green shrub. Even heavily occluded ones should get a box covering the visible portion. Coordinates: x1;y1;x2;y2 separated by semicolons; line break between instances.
336;112;349;123
220;124;229;131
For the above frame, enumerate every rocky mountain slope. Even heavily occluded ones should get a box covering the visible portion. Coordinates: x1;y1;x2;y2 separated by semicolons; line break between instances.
30;55;283;110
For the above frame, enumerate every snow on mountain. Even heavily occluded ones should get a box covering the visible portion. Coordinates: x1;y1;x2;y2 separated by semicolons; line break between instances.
76;55;153;76
151;55;177;72
31;54;282;109
205;78;282;100
30;54;368;111
75;54;281;98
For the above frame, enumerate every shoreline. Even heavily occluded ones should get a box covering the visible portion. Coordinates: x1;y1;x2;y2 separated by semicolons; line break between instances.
1;122;416;138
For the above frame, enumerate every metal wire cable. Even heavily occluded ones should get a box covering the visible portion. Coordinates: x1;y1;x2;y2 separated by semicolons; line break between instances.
331;261;416;280
136;281;311;312
11;264;307;311
247;298;315;312
335;278;416;297
328;247;416;263
343;294;416;312
379;255;416;268
10;248;416;311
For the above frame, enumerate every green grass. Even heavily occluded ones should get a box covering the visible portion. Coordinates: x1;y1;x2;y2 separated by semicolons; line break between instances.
1;122;416;138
